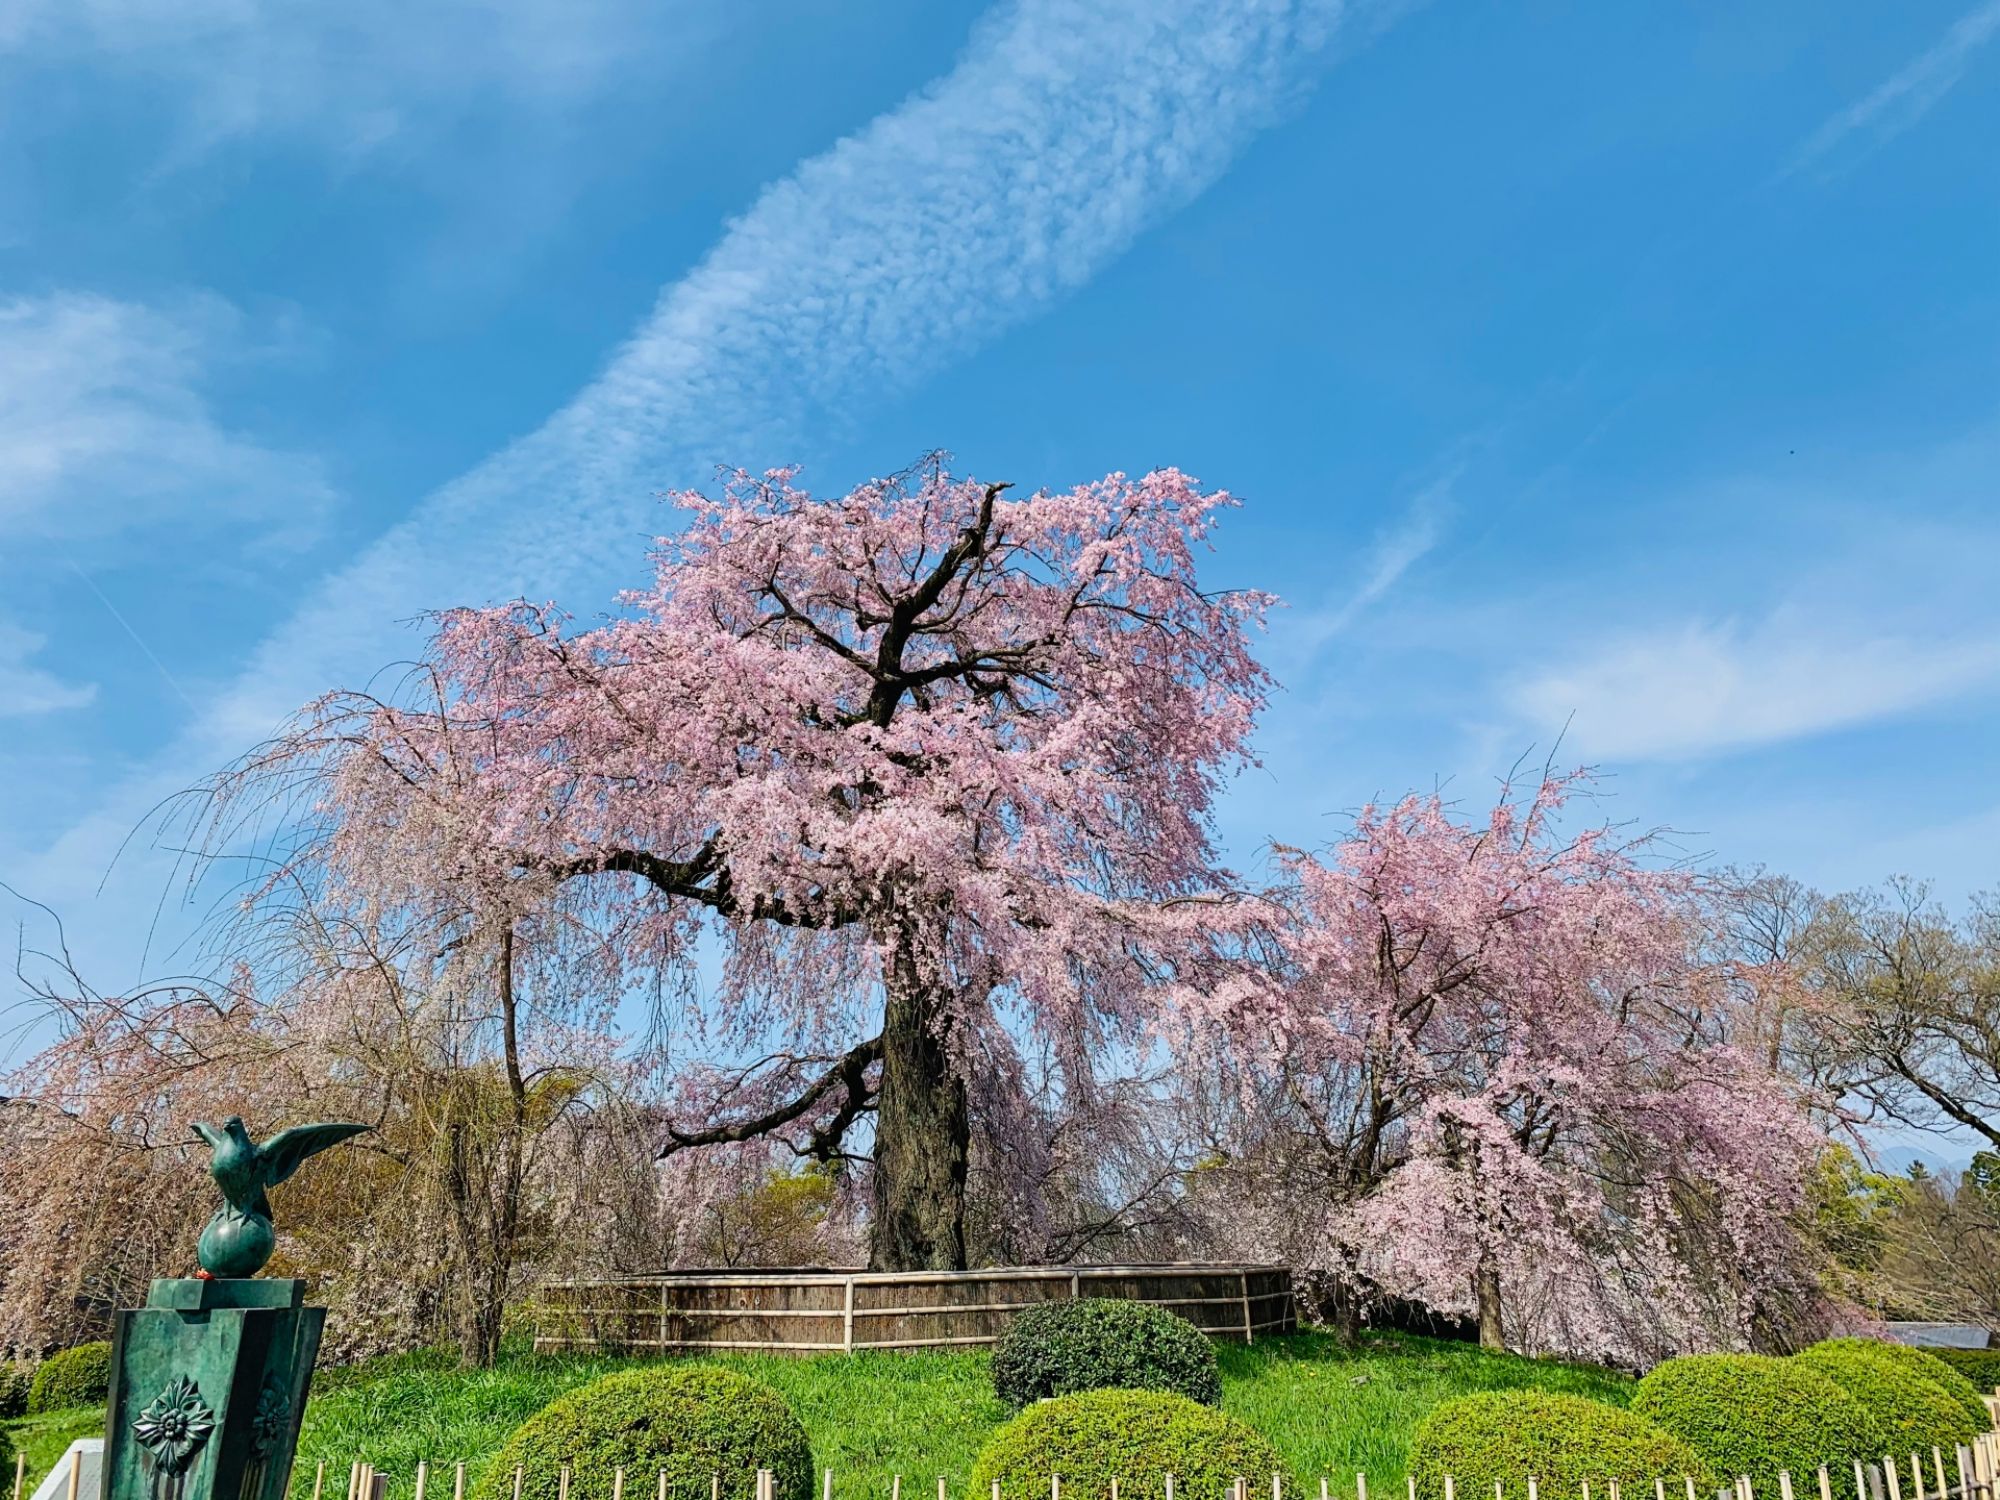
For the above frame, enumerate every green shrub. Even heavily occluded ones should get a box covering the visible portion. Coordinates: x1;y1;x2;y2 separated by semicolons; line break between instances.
1408;1390;1712;1500
0;1360;31;1419
970;1389;1285;1500
1932;1348;2000;1397
28;1342;112;1414
1792;1341;1982;1457
0;1421;12;1483
468;1366;812;1500
1632;1354;1874;1486
1803;1340;1992;1437
991;1299;1221;1410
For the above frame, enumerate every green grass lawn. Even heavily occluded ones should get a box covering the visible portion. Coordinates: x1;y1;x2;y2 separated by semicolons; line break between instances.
2;1333;1630;1500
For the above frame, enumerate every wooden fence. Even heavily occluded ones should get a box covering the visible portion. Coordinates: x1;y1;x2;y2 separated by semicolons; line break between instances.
533;1264;1295;1356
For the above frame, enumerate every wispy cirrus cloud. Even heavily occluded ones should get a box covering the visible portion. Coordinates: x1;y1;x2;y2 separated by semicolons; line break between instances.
1787;0;2000;176
1507;611;2000;763
0;623;93;718
0;292;332;550
0;0;724;156
24;0;1413;970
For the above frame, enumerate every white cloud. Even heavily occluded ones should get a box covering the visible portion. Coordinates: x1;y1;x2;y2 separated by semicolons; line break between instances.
0;0;717;155
0;292;333;549
1788;0;2000;175
0;622;93;717
1507;611;2000;763
18;0;1410;989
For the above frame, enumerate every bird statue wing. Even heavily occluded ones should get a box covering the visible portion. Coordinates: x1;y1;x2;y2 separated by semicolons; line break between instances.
255;1121;372;1189
191;1121;226;1151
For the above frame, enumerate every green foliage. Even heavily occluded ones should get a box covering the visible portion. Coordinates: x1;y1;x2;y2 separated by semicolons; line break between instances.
467;1366;812;1500
1805;1340;1992;1435
1805;1147;1904;1301
1631;1353;1874;1485
1792;1341;1982;1456
0;1420;12;1484
1931;1348;2000;1396
0;1362;31;1420
1;1406;106;1492
27;1342;112;1415
312;1346;459;1393
1408;1390;1710;1500
969;1389;1286;1500
271;1330;1633;1498
991;1299;1221;1410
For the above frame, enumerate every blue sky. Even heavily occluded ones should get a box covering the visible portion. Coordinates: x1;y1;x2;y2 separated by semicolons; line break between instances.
3;0;1999;1007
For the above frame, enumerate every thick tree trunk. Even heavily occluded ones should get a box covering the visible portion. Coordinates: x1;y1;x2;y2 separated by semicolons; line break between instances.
869;923;970;1271
1474;1252;1505;1351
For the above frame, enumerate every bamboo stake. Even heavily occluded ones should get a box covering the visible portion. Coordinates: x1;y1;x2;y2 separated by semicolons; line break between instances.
416;1460;430;1500
14;1453;26;1500
349;1461;363;1500
614;1470;626;1500
1444;1476;1454;1500
940;1480;947;1500
1956;1448;1971;1500
1888;1458;1903;1500
1686;1480;1698;1500
1816;1468;1831;1500
1935;1452;1949;1498
1853;1461;1866;1500
560;1468;571;1500
513;1469;525;1500
456;1464;466;1500
1357;1476;1366;1500
314;1462;328;1500
64;1447;80;1500
1783;1473;1794;1500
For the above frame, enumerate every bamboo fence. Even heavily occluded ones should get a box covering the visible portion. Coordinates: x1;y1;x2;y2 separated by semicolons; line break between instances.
100;1428;1990;1500
534;1265;1295;1357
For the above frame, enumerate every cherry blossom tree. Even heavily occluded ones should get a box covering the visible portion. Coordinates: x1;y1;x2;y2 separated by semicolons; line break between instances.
201;456;1272;1271
1201;773;1827;1360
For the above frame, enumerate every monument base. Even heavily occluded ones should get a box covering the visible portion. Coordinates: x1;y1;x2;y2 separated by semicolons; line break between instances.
102;1279;321;1500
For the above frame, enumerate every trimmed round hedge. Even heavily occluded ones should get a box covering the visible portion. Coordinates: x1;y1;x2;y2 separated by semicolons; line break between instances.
1409;1391;1711;1500
991;1299;1221;1410
1931;1348;2000;1396
469;1366;813;1500
28;1341;112;1414
1792;1341;1981;1457
970;1389;1286;1500
1802;1340;1992;1438
1632;1354;1874;1485
0;1361;31;1419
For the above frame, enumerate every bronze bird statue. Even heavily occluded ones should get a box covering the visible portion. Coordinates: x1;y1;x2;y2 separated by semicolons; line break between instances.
190;1115;370;1278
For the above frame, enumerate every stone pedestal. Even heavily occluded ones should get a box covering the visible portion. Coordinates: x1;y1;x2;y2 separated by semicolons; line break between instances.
101;1279;322;1500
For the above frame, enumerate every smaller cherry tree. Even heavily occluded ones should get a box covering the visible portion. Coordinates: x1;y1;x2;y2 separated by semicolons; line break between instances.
1215;773;1825;1360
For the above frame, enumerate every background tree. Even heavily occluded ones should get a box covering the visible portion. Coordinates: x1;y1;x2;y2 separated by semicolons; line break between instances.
1787;880;2000;1153
1203;774;1826;1362
209;457;1271;1272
